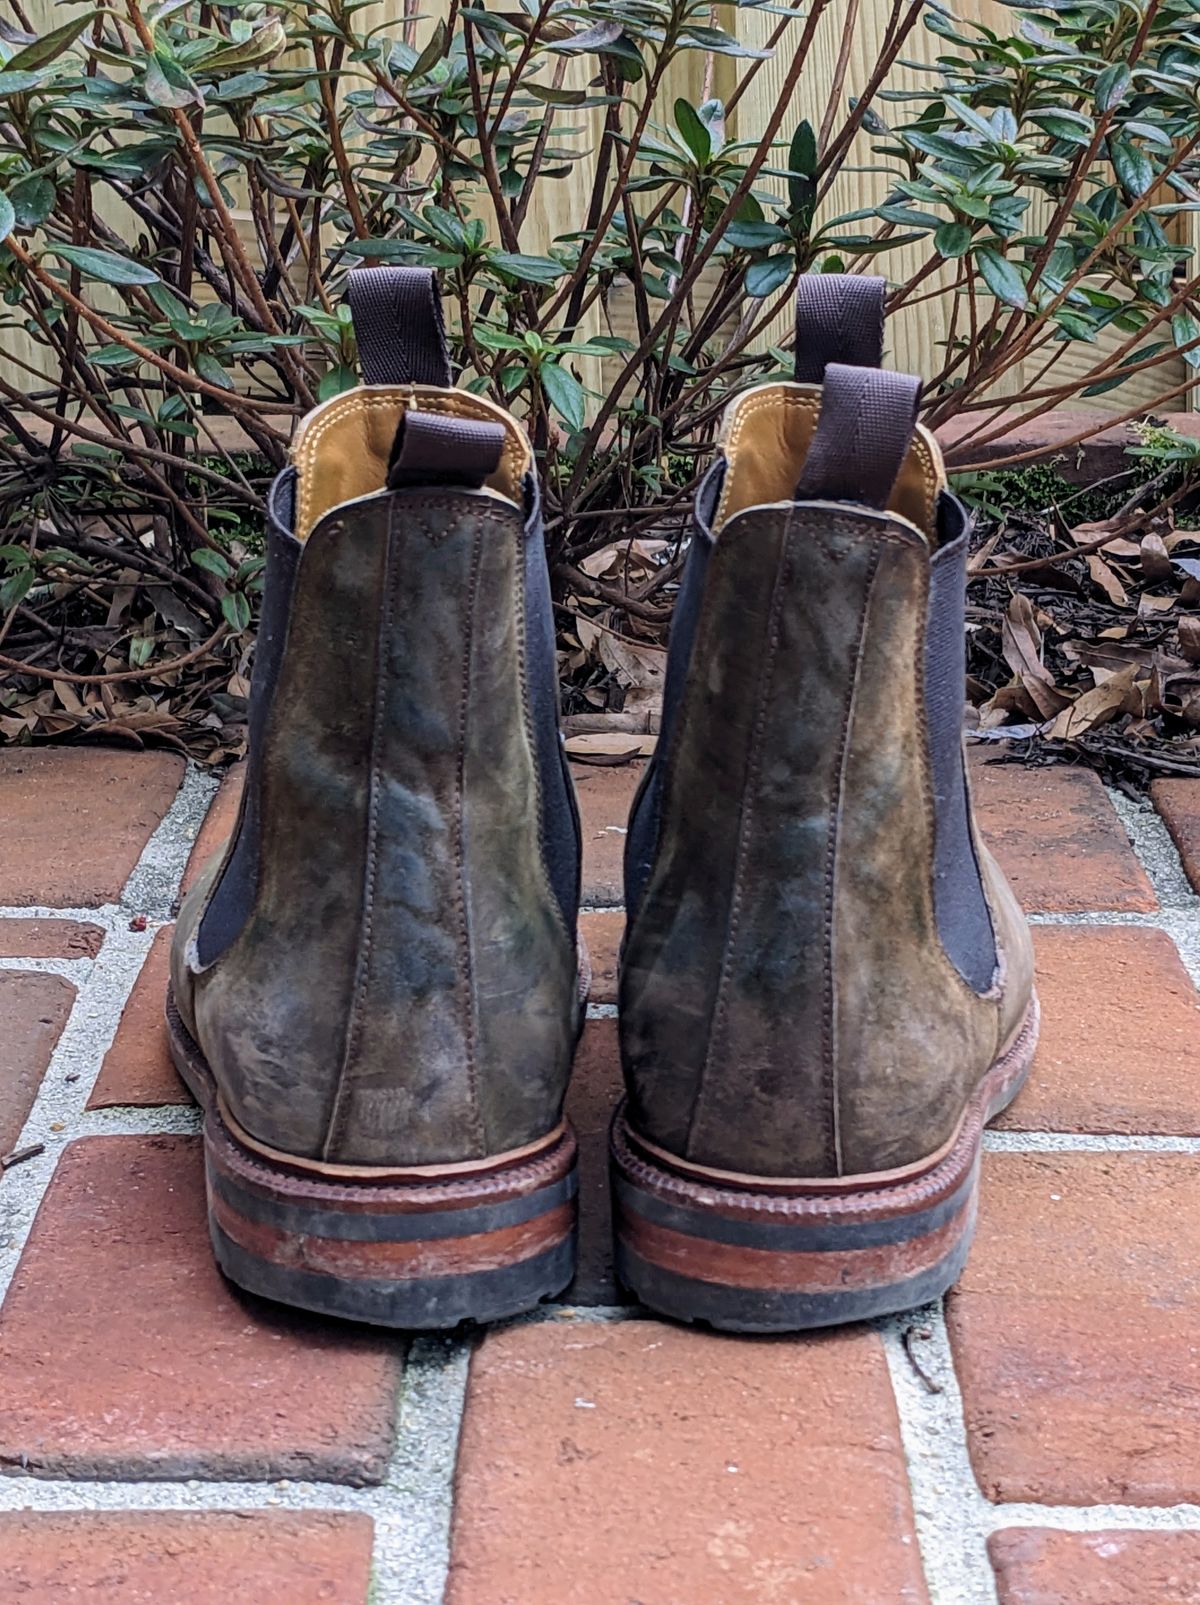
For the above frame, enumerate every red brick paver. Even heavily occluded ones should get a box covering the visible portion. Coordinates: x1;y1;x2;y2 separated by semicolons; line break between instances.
970;757;1154;913
574;756;1155;915
578;908;622;1004
572;761;642;905
990;1528;1200;1604
0;1136;401;1481
0;970;75;1151
182;760;245;894
999;927;1200;1133
562;1019;624;1306
89;926;189;1108
0;919;104;958
447;1322;928;1605
0;1510;375;1604
949;1153;1200;1505
0;750;184;906
1152;779;1200;896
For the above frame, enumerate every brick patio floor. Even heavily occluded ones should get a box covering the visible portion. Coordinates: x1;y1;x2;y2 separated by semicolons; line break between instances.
1;748;1199;1602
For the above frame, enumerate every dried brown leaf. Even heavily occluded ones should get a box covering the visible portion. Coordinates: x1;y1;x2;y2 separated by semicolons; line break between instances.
1044;664;1144;740
1141;531;1174;583
1086;554;1128;606
1180;617;1200;665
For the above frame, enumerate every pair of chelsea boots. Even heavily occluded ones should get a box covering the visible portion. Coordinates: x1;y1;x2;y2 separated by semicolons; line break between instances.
167;267;1038;1334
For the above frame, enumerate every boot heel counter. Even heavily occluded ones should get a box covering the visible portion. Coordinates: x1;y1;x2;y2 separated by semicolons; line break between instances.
194;488;577;1167
621;504;997;1179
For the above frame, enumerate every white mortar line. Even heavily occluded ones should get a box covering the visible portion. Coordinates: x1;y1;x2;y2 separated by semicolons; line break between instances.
0;1336;473;1605
0;768;213;1302
985;1130;1200;1153
879;786;1200;1600
880;1304;1000;1605
0;903;124;927
1027;909;1162;927
0;917;158;1302
985;1502;1200;1534
1107;786;1200;911
0;954;96;983
10;766;1200;1605
121;764;218;919
371;1336;472;1605
0;761;480;1605
75;1105;203;1137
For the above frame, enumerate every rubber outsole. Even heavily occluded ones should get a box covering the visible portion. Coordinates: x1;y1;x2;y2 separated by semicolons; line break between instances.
610;994;1040;1333
166;991;578;1328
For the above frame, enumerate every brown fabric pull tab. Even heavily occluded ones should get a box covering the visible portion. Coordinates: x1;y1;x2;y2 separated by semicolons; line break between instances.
387;410;505;492
794;364;922;510
794;275;886;383
348;267;453;387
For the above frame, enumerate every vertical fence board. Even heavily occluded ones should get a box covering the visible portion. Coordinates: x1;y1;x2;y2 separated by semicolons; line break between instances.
4;0;1189;418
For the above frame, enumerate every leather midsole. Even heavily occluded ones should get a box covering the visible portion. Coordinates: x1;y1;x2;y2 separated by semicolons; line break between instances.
222;1103;571;1184
623;992;1039;1197
166;986;569;1185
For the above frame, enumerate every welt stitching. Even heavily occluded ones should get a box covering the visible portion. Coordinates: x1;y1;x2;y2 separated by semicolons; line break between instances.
823;538;882;1178
323;500;400;1159
684;508;794;1158
455;521;488;1157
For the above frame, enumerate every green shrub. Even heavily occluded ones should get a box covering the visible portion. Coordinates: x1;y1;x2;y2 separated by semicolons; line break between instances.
2;0;1200;744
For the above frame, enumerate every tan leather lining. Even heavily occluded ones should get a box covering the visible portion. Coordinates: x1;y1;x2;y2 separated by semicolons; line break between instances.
291;386;532;539
714;382;945;538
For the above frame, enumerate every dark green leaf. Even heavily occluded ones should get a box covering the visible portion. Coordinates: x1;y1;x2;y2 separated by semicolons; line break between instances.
1172;312;1200;368
407;19;447;81
674;98;711;166
192;548;233;580
676;25;770;59
541;361;586;431
935;220;972;257
194;352;234;390
0;71;43;97
8;176;53;228
318;364;358;400
145;51;202;109
222;591;251;632
0;566;33;610
745;255;793;298
1111;138;1154;197
50;245;159;286
489;251;566;284
1095;62;1131;113
6;12;96;73
724;220;787;250
975;246;1027;309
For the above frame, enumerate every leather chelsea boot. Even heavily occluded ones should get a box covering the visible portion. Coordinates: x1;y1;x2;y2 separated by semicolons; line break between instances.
611;275;1038;1332
168;267;584;1328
